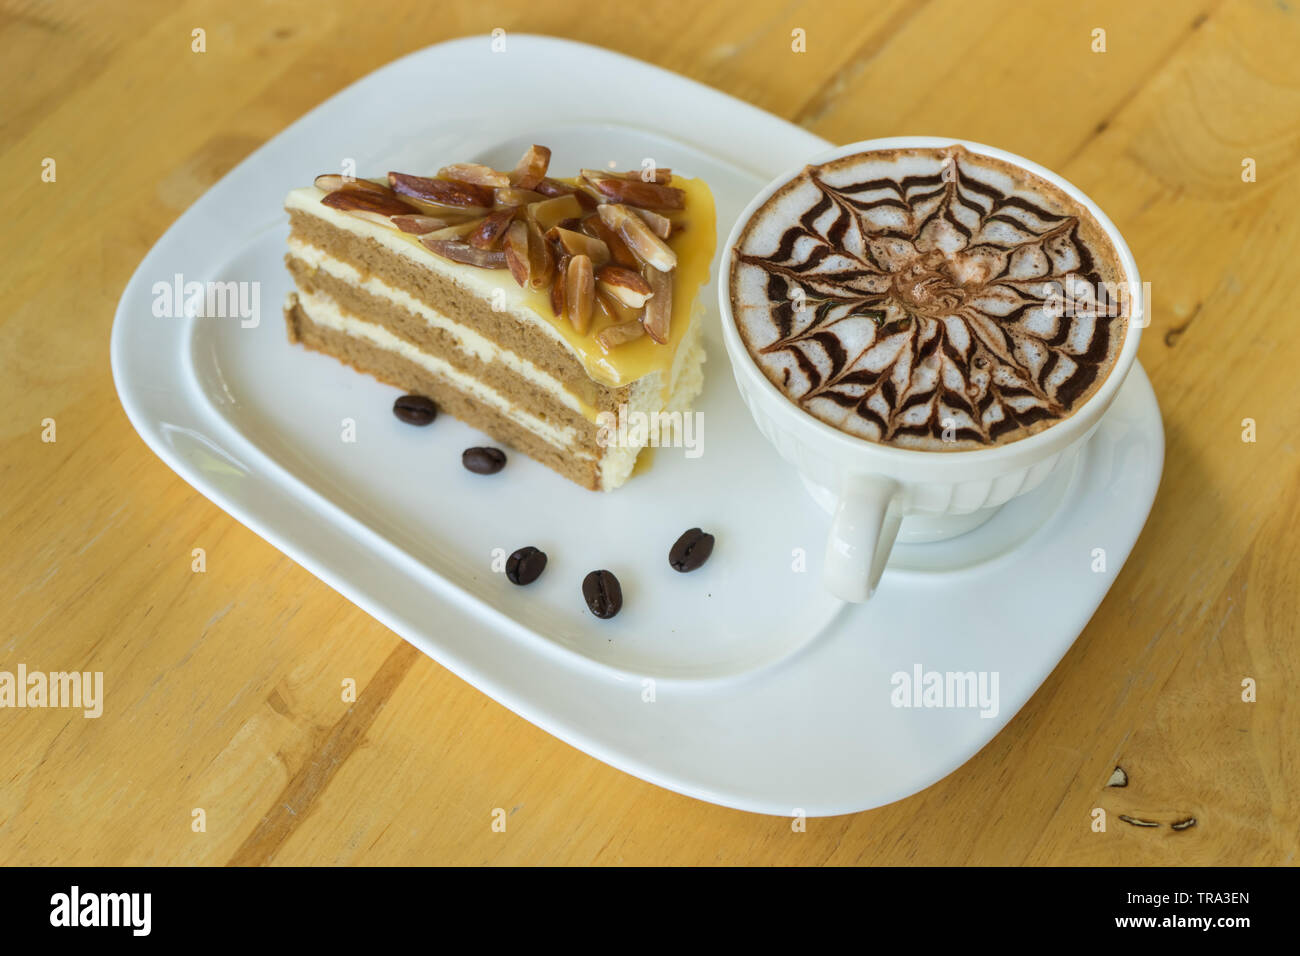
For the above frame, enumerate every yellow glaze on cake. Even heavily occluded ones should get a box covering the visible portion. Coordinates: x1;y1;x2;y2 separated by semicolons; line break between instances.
380;176;716;390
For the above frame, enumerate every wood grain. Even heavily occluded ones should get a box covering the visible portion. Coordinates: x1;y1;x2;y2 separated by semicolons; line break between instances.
1;0;1296;865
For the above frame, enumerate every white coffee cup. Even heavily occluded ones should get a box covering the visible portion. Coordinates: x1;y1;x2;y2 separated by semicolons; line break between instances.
719;137;1145;602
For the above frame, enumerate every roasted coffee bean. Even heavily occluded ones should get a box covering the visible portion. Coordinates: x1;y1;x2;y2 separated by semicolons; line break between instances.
669;527;714;572
582;569;622;619
393;394;438;425
462;446;507;474
506;546;547;585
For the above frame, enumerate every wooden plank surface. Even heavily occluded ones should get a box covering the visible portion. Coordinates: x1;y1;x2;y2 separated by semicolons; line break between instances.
2;0;1296;865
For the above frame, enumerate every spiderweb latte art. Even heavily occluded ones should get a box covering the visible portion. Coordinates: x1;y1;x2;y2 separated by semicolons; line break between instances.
729;146;1129;451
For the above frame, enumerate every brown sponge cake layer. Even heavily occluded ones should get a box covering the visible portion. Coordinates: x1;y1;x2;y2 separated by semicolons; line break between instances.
285;254;600;443
287;209;632;414
285;296;602;490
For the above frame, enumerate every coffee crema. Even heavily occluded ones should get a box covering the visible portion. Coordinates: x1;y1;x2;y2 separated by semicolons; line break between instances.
730;145;1130;450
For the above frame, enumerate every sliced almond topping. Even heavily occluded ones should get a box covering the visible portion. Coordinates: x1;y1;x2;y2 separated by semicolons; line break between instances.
631;207;672;239
581;214;638;267
596;264;653;309
438;163;510;188
617;167;672;184
420;238;507;268
422;220;480;241
494;187;545;207
510;145;552;190
642;264;673;343
342;156;686;334
598;203;677;271
320;189;419;227
574;181;605;207
524;220;554;291
314;175;395;196
564;255;595;334
550;255;569;319
580;170;685;210
389;171;494;208
403;197;492;219
502;220;554;290
598;287;643;324
596;319;647;351
534;177;577;198
594;289;617;321
528;193;584;232
544;233;566;273
503;220;530;288
467;208;516;250
391;214;457;234
548;226;610;266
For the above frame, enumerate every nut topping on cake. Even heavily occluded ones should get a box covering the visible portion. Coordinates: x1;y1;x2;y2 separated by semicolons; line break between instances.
438;163;511;188
564;255;595;334
389;172;494;208
534;177;577;198
597;204;677;272
631;207;673;239
494;187;545;207
510;145;552;190
609;167;673;184
549;227;610;266
320;188;420;226
467;208;516;250
419;238;507;268
502;220;531;287
528;193;584;231
580;170;685;210
581;214;638;268
642;266;673;344
313;174;396;196
503;220;555;291
315;145;686;349
596;319;646;351
422;220;480;241
550;256;568;319
390;214;455;234
596;265;653;309
524;221;555;291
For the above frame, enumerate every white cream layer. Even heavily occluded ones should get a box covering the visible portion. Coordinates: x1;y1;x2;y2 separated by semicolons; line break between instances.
294;289;590;458
286;186;579;358
292;289;705;490
287;237;593;419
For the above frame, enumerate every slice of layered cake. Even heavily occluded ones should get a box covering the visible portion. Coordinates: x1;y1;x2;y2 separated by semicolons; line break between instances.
283;146;715;490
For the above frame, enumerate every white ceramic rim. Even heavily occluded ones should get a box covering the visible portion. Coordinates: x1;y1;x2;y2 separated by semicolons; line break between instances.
718;135;1145;467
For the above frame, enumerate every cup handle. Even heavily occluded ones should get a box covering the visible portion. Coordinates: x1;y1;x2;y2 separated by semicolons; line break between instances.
823;476;902;602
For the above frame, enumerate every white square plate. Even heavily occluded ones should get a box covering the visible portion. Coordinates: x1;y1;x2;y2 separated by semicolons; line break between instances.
112;35;1164;815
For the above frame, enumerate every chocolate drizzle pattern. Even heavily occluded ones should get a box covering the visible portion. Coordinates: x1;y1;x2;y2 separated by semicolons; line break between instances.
731;146;1128;449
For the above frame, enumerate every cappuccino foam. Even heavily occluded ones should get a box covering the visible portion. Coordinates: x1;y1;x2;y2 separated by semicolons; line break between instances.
729;146;1131;451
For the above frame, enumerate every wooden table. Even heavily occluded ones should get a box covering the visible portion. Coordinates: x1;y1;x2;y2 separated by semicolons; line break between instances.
3;0;1296;866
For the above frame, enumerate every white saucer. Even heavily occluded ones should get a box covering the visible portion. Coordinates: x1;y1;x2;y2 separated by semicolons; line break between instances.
111;36;1164;815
